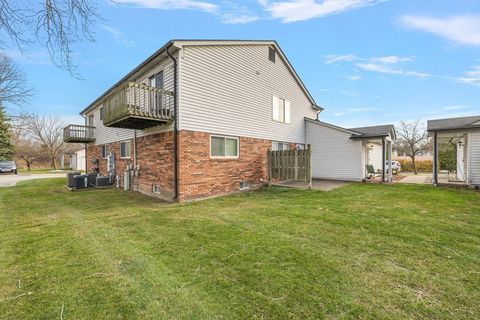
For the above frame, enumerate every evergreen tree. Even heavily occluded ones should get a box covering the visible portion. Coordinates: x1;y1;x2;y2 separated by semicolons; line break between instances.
0;106;14;160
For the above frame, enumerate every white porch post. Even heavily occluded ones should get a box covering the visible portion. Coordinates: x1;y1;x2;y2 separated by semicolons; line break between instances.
388;140;393;182
382;138;386;182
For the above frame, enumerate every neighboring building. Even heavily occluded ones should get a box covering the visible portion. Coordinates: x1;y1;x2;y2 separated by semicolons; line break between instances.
61;147;86;171
63;40;322;201
306;120;396;182
427;115;480;186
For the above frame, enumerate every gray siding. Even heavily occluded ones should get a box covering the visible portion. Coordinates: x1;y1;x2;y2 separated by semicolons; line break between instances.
306;120;363;181
179;44;318;143
87;55;176;145
469;132;480;185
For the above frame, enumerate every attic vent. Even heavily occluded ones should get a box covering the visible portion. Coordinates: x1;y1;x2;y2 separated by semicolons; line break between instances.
240;180;251;190
268;46;276;63
152;185;161;194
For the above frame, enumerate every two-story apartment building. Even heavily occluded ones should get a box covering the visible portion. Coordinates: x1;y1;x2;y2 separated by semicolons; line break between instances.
63;40;323;201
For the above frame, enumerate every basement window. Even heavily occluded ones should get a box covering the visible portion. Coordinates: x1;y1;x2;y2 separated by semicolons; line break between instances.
152;185;161;194
240;181;251;190
268;46;276;63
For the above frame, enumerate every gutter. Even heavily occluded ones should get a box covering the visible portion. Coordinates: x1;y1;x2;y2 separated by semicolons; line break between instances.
166;45;179;201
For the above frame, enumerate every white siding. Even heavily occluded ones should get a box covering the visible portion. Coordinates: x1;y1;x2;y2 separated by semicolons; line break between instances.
469;132;480;185
87;55;176;145
306;120;363;181
369;143;383;172
179;44;318;143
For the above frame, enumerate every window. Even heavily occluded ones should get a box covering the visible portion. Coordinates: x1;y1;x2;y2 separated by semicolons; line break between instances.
240;181;251;190
269;46;276;63
100;107;104;120
120;141;131;158
152;185;161;194
88;114;94;127
210;135;239;158
296;144;305;150
272;141;290;151
272;96;290;123
101;145;109;159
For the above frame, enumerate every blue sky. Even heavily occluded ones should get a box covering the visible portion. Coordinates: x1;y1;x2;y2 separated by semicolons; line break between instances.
4;0;480;128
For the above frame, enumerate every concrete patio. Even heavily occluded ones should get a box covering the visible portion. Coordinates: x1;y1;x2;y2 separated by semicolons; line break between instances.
273;179;349;191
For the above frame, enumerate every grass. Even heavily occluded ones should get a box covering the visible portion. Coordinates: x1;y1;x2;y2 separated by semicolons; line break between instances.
18;168;71;175
0;179;479;319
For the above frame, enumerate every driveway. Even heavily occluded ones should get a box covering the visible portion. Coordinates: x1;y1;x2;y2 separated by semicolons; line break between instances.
0;173;65;187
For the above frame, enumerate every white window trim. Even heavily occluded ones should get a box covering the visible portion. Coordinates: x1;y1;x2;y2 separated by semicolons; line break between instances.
120;140;131;159
210;135;239;159
272;96;291;124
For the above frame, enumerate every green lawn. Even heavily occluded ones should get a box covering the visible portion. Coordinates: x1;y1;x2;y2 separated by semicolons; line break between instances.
1;179;479;319
18;168;73;175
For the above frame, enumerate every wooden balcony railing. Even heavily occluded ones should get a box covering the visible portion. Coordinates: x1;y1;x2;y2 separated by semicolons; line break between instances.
63;125;95;143
102;82;174;129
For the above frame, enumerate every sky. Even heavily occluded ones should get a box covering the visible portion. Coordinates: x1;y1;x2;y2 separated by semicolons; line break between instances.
3;0;480;128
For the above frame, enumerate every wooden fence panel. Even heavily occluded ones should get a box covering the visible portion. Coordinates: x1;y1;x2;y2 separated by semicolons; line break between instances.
267;145;312;185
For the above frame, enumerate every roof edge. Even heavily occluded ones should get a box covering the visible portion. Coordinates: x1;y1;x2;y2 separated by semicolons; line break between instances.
305;118;362;135
80;39;320;115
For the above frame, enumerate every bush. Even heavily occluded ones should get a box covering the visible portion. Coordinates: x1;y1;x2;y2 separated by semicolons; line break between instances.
397;159;433;172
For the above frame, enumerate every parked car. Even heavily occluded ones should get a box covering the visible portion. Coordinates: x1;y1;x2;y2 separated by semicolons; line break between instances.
385;160;401;173
0;161;18;174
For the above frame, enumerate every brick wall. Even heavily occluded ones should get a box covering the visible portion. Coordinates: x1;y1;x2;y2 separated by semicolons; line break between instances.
87;131;174;201
177;130;272;201
87;129;297;202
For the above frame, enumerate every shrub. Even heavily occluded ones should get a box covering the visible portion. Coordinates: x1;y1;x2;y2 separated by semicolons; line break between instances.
397;159;433;172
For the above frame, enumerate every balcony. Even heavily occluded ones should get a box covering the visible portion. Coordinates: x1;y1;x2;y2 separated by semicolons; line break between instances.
102;82;174;129
63;125;95;143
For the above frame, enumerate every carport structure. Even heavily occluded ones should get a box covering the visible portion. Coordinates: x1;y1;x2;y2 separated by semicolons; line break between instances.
427;115;480;186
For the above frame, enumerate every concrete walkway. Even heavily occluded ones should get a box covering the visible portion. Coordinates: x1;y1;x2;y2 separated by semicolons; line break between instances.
0;173;65;187
397;174;430;184
273;179;348;191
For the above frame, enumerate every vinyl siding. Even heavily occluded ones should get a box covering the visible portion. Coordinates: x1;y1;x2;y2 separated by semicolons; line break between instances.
306;120;363;181
86;55;176;145
469;132;480;185
179;44;318;143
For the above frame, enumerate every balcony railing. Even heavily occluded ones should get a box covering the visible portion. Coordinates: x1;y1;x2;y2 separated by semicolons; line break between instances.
63;125;95;143
102;82;174;129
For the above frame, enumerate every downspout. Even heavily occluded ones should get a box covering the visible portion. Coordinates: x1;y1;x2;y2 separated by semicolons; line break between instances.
81;114;88;172
166;45;179;200
133;129;137;167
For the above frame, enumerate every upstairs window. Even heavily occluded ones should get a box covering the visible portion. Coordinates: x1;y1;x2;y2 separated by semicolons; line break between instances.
88;114;94;127
210;135;239;158
120;141;131;158
269;46;276;63
272;96;290;123
100;107;104;120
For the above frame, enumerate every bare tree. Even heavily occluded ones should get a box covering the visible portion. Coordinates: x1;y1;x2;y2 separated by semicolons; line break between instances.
395;119;429;175
0;54;32;106
15;140;44;171
0;0;100;76
23;114;67;169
